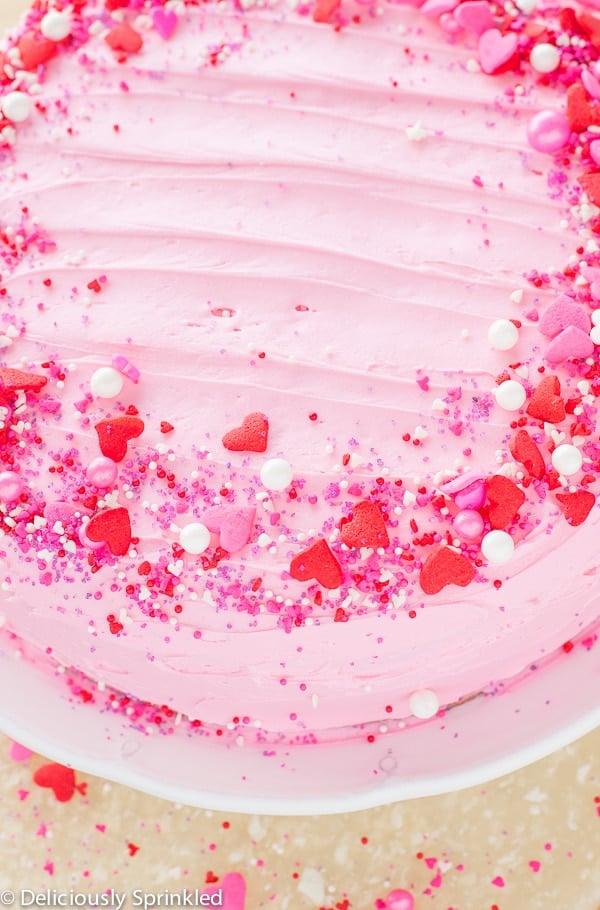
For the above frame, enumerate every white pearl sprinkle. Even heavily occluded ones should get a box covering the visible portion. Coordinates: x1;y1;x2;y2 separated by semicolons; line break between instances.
495;379;526;411
590;325;600;345
40;10;72;42
488;319;519;351
551;444;583;476
591;309;600;326
1;91;33;123
180;523;211;555
260;458;293;492
529;43;561;74
481;530;515;564
409;689;439;720
90;367;124;399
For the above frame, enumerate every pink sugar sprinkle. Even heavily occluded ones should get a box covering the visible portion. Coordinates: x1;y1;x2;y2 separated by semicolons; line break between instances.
529;860;541;872
491;876;505;887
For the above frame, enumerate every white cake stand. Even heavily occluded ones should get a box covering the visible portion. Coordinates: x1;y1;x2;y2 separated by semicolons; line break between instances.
0;629;598;815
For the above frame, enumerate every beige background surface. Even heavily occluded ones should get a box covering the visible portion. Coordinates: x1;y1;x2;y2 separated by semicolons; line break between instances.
0;1;599;907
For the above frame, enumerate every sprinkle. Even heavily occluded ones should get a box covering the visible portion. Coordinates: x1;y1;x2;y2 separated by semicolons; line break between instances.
203;505;256;553
90;366;124;399
478;28;519;75
1;91;33;124
419;546;475;594
180;522;211;555
40;10;72;42
290;538;343;590
260;458;293;491
495;379;526;411
405;120;429;142
488;318;519;351
551;444;583;476
453;509;485;540
340;500;390;548
486;475;525;529
95;415;144;462
545;325;595;364
526;374;565;424
526;111;570;154
409;689;439;719
86;508;132;556
0;471;24;502
539;297;591;339
529;43;561;73
112;354;140;383
222;413;269;453
152;8;178;40
481;529;515;564
85;456;118;489
555;490;595;526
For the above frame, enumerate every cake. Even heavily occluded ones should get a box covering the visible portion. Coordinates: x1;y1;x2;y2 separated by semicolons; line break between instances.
0;0;599;747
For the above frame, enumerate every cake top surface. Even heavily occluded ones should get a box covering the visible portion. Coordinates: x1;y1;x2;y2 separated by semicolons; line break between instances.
0;0;599;743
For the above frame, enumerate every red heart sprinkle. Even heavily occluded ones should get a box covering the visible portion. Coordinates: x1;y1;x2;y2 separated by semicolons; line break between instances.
86;508;132;556
526;375;565;424
33;763;76;802
566;82;597;132
105;23;144;54
0;367;47;395
160;421;174;434
580;171;600;206
95;415;144;462
577;10;600;50
127;842;140;856
313;0;342;21
419;546;475;595
555;490;596;526
290;538;343;590
222;413;269;453
334;607;348;622
485;475;526;530
509;429;546;479
340;500;389;548
18;31;57;70
205;872;219;885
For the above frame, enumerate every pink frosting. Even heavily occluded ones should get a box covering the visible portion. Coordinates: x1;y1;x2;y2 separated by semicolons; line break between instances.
0;2;598;739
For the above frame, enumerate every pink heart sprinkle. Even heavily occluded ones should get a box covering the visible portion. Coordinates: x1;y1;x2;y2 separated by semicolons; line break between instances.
152;8;178;40
539;296;591;338
478;28;518;74
454;0;495;36
10;741;33;762
203;506;256;553
545;325;595;364
582;68;600;100
204;872;246;910
454;479;486;510
421;0;459;17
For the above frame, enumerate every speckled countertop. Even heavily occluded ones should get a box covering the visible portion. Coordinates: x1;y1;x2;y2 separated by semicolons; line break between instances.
0;1;599;906
0;729;599;908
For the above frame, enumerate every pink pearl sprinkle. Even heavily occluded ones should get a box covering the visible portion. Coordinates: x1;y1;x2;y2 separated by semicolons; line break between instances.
526;110;570;154
386;890;414;910
0;471;24;502
86;456;118;489
453;508;485;540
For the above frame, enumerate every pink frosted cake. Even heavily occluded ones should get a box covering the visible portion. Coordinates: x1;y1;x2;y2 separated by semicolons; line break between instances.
0;0;599;746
